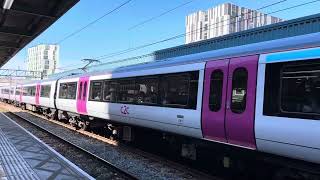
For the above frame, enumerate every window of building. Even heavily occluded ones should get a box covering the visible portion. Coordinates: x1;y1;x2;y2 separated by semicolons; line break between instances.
231;68;248;114
59;82;77;99
160;73;190;107
204;24;208;31
90;81;102;101
209;70;224;112
205;14;208;21
136;77;158;104
40;85;51;97
103;81;118;102
118;79;136;103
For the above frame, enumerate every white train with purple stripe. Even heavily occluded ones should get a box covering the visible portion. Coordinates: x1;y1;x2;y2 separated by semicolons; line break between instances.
1;32;320;177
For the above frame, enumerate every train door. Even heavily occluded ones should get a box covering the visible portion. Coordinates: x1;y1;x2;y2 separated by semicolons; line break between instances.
35;83;40;105
202;55;258;149
225;55;258;149
77;76;89;114
202;59;230;142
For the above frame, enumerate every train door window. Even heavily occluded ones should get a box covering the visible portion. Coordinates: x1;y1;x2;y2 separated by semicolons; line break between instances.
78;82;83;100
67;83;77;99
209;70;223;112
83;82;87;100
160;73;190;107
231;68;248;114
90;81;102;101
281;63;320;115
104;81;118;102
118;79;136;103
40;85;51;98
135;77;158;105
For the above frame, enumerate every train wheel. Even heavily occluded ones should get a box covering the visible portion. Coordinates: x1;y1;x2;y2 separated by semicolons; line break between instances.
78;120;88;131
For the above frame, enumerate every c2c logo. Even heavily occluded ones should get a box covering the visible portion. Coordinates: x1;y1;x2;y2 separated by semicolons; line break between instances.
120;105;129;115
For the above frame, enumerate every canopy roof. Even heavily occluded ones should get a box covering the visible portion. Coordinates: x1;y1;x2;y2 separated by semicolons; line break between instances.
0;0;79;67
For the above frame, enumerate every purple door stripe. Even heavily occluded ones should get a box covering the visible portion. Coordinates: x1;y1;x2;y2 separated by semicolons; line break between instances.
225;55;258;149
76;76;89;114
202;59;229;142
35;83;40;105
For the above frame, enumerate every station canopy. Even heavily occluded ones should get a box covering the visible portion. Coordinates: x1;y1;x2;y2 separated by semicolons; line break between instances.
0;0;79;67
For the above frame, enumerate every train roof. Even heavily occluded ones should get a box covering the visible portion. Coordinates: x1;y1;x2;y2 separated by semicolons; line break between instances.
7;30;320;87
60;31;320;79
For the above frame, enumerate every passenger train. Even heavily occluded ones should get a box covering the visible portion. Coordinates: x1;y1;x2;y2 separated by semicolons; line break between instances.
1;32;320;177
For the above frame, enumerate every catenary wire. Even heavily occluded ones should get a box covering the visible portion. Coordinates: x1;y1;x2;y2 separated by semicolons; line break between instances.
56;0;133;44
58;0;318;70
128;0;194;30
93;0;288;61
56;0;287;69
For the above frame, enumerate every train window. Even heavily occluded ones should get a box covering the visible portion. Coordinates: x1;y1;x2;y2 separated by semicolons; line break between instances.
59;83;68;98
209;70;223;112
22;88;27;96
264;60;320;120
15;88;20;95
231;68;247;114
118;79;136;103
85;71;198;109
59;82;77;99
40;85;51;98
67;83;77;99
103;81;118;102
78;82;83;100
135;77;158;104
83;82;87;100
90;81;102;101
281;63;320;115
160;73;190;107
26;86;36;96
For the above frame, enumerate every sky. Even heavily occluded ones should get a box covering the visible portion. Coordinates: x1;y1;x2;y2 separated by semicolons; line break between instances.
3;0;320;71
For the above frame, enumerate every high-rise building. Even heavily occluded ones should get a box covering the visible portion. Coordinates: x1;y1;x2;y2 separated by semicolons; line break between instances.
185;3;283;44
27;44;59;77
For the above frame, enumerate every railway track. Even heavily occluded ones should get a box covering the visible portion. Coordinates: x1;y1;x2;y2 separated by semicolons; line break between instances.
1;103;219;180
5;110;138;180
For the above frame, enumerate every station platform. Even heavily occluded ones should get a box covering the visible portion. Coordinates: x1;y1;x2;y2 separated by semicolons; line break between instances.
0;112;93;180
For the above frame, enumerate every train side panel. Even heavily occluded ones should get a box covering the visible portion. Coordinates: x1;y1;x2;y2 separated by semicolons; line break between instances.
255;47;320;164
38;81;56;109
22;83;37;105
86;63;205;138
56;77;79;114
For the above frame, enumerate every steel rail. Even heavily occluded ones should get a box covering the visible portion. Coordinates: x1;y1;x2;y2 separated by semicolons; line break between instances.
6;111;139;180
